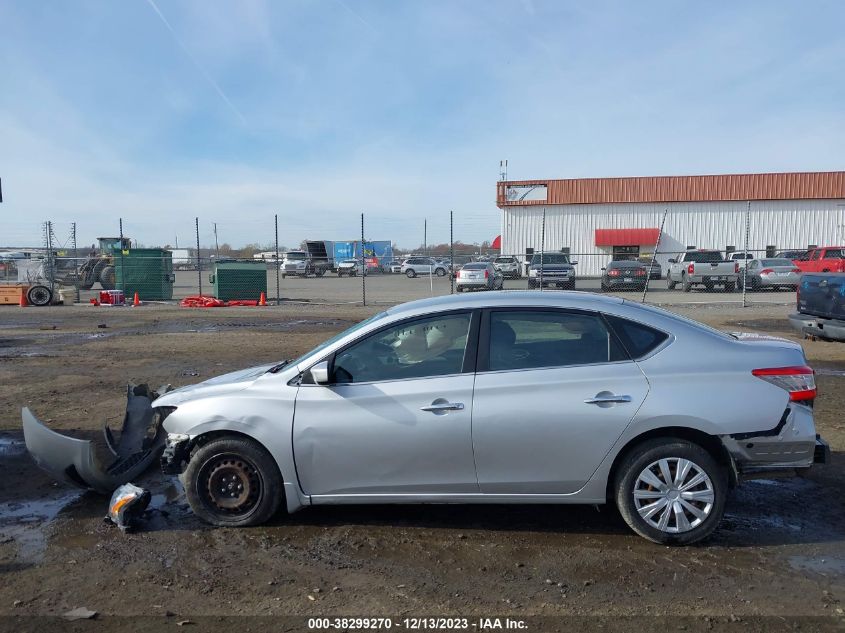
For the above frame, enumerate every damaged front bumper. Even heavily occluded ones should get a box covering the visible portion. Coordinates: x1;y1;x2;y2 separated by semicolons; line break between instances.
160;433;192;475
21;384;171;493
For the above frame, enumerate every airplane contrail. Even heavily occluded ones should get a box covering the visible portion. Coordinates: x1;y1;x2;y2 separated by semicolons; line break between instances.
144;0;247;125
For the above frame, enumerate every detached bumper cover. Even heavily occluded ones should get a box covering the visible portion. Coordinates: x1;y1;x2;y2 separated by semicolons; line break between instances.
21;383;170;493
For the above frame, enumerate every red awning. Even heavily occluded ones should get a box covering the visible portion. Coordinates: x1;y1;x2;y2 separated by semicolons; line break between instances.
491;235;501;249
595;228;660;247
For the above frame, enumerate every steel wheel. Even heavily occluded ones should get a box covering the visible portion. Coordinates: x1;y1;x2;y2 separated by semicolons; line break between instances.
633;457;714;534
27;285;53;306
200;453;262;516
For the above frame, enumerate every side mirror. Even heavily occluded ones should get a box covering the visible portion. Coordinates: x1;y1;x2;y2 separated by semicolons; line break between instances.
310;360;330;385
667;258;676;264
601;267;606;271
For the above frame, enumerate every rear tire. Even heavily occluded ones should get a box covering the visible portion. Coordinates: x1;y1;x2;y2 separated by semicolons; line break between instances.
724;282;736;293
682;275;692;292
184;436;283;527
27;284;53;306
667;277;676;290
435;268;446;277
406;269;416;278
614;438;727;545
100;265;115;290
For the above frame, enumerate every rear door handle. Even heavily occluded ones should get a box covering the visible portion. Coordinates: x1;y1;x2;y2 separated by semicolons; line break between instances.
420;402;465;413
584;394;632;405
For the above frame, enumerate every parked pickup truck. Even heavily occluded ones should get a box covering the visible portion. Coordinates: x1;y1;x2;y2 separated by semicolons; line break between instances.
527;253;577;289
788;273;845;341
281;251;331;278
794;246;845;274
666;250;739;292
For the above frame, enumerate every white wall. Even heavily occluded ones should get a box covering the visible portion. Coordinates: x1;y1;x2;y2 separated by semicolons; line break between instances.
501;199;845;276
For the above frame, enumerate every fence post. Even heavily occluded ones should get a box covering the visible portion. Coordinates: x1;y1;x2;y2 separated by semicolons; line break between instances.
539;208;546;291
275;214;280;305
450;210;454;295
361;213;366;306
742;201;750;307
118;218;125;295
642;209;668;303
195;217;202;297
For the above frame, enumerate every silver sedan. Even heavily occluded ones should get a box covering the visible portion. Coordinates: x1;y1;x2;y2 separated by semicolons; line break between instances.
739;258;802;291
456;262;504;292
154;292;826;545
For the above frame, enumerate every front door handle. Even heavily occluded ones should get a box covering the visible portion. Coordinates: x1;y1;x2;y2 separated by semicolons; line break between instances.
420;401;465;413
584;394;632;405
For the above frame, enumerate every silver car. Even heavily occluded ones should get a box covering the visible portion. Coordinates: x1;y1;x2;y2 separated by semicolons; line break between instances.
493;256;522;279
456;262;504;292
336;259;366;277
401;257;448;278
738;258;801;291
154;292;827;545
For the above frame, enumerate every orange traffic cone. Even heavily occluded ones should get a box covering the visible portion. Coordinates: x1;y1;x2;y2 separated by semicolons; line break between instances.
19;288;28;307
133;292;140;307
258;291;267;306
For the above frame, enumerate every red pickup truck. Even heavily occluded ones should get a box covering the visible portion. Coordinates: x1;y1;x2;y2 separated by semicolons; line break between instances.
794;246;845;273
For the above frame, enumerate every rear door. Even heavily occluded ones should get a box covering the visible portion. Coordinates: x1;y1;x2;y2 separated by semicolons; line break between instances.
471;309;649;494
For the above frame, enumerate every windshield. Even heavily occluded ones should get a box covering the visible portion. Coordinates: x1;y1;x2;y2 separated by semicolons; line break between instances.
531;253;570;265
761;258;794;267
341;259;357;264
463;263;487;270
285;252;307;260
289;311;389;368
495;257;514;263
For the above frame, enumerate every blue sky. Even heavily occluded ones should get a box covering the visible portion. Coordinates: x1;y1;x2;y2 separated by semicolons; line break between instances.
1;0;843;250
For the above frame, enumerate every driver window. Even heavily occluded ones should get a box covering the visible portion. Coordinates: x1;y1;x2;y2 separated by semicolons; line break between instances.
333;313;472;383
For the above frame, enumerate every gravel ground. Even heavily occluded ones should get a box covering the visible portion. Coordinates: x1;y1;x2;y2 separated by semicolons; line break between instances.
0;299;842;631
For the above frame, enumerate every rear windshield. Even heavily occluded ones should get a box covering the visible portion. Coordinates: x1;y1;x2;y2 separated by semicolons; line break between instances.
760;258;793;267
463;263;487;270
495;257;515;263
683;251;723;263
531;253;571;265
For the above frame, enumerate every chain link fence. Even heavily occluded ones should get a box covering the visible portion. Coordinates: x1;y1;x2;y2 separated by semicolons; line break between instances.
1;207;822;307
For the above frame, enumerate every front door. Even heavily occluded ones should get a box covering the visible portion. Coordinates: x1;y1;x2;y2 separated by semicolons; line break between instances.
293;311;479;497
472;309;649;494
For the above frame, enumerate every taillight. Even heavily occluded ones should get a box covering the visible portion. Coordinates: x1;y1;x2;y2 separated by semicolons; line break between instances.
792;268;801;273
608;269;620;277
636;269;645;276
687;263;694;275
734;262;740;274
484;269;489;278
760;268;773;274
752;366;816;401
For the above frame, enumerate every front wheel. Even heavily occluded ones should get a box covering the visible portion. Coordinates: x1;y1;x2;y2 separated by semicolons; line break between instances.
614;438;727;545
183;436;283;527
27;284;53;306
435;268;446;277
406;269;416;278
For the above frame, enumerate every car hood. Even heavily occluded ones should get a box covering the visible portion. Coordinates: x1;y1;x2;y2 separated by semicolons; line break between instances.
152;363;276;407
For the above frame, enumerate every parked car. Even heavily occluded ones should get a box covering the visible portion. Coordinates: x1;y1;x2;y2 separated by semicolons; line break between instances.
727;251;754;269
789;273;845;341
528;253;577;289
737;258;801;291
455;262;504;292
389;259;403;274
402;257;448;278
775;249;808;261
493;256;522;279
153;291;827;545
601;261;649;291
666;250;739;292
637;257;662;280
794;246;845;274
336;259;367;277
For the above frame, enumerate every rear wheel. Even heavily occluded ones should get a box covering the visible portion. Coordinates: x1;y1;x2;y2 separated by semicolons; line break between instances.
27;284;53;306
100;265;116;290
682;275;692;292
724;282;736;293
435;268;446;277
406;269;416;278
614;438;727;545
667;277;676;290
184;436;283;527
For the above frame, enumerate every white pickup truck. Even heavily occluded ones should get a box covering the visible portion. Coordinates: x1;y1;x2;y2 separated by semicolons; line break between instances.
666;249;739;292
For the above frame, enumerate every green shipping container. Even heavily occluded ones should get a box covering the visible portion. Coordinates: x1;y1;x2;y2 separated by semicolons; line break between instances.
210;261;268;302
113;248;174;301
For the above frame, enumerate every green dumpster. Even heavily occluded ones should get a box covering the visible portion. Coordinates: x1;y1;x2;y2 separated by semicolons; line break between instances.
210;260;268;302
114;248;174;301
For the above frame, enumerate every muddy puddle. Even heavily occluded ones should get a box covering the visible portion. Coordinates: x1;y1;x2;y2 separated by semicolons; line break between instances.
0;492;84;564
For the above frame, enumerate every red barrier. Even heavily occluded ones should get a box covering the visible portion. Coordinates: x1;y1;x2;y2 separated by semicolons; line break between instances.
180;295;259;308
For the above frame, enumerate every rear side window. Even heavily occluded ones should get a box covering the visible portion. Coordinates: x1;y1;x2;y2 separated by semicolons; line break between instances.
486;311;627;371
604;315;669;359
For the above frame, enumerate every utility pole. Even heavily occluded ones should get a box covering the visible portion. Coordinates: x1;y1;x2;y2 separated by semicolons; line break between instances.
213;222;220;260
424;219;427;257
71;222;80;303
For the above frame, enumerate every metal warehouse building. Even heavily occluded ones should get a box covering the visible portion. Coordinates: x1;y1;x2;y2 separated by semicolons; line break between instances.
496;171;845;277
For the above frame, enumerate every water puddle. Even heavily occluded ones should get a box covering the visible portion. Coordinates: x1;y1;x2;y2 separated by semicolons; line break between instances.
0;492;83;563
0;436;26;456
789;555;845;578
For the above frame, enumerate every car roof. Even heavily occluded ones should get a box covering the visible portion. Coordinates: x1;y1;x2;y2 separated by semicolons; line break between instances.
385;290;623;317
